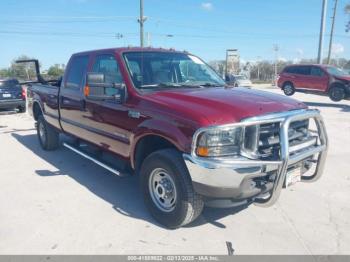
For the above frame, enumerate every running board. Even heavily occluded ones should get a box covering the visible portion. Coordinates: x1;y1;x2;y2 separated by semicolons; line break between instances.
63;142;127;177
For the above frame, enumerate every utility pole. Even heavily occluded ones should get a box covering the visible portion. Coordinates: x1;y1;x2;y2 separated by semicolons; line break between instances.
317;0;328;64
327;0;338;64
138;0;147;47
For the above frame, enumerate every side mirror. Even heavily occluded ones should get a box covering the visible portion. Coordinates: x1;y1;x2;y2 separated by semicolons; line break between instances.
85;72;125;102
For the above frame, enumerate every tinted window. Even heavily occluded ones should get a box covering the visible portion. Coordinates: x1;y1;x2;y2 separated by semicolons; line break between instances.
295;66;311;75
91;54;123;96
310;67;324;77
66;56;89;89
0;79;19;87
284;67;297;74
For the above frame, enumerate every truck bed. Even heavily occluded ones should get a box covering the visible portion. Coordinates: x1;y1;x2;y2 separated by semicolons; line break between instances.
28;83;61;130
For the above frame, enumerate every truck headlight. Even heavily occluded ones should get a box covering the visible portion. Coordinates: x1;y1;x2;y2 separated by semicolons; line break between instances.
196;127;243;157
194;125;260;158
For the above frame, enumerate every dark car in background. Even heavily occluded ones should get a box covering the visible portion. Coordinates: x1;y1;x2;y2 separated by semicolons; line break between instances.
0;78;26;112
277;64;350;102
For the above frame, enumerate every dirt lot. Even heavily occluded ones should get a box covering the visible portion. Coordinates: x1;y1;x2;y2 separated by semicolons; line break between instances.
0;86;350;255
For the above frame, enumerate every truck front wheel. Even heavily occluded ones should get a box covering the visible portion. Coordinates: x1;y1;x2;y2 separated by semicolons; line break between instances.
37;115;59;151
140;149;204;229
329;85;345;102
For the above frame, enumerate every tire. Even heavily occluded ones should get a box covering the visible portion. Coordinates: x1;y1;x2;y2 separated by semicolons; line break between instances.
329;85;345;102
140;149;204;229
18;106;26;113
283;82;295;96
37;115;59;151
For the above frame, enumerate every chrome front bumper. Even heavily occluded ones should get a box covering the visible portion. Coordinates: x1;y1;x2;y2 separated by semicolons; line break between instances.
183;109;328;207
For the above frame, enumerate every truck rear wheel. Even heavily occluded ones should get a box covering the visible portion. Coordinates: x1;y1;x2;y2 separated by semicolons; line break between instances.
140;149;204;229
37;115;59;151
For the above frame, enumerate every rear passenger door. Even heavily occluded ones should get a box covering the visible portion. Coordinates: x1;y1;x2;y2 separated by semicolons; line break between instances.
294;66;312;89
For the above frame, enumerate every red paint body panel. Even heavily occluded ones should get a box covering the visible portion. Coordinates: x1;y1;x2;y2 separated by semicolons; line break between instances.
28;48;308;169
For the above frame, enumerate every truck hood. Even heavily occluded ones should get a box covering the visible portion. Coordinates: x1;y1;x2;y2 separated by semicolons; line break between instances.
145;87;306;126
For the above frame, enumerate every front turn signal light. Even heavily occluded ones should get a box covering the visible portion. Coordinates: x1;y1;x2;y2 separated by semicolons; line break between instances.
197;146;209;157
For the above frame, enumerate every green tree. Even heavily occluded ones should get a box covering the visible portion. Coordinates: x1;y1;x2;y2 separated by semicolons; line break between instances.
0;68;10;78
8;55;37;81
47;64;65;78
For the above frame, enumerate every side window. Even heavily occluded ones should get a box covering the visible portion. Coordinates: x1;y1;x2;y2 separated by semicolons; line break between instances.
296;66;311;75
65;55;89;89
285;67;296;74
91;54;123;96
310;67;324;77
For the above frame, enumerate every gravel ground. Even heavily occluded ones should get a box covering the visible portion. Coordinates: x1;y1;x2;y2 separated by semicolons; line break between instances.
0;86;349;255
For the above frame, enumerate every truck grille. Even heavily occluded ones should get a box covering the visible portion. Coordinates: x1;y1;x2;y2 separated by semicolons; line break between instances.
257;119;315;160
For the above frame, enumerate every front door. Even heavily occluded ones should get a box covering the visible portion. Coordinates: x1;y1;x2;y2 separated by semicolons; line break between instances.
308;66;329;92
84;53;137;157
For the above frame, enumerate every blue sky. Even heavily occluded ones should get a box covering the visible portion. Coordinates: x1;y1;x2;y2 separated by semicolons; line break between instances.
0;0;349;69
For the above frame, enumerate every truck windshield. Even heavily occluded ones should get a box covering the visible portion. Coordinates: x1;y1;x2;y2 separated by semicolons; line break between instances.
326;66;349;76
123;52;225;90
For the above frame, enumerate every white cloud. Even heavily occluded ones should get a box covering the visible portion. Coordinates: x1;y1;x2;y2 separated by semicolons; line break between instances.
332;43;344;55
201;2;213;11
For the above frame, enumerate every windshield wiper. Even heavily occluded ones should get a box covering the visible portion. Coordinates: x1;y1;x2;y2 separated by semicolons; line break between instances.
139;83;205;89
198;83;222;87
139;83;183;89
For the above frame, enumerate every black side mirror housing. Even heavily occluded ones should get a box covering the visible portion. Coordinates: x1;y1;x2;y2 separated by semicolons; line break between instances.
86;72;126;103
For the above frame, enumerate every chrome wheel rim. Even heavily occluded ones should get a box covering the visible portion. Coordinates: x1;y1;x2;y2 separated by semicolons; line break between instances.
38;122;46;144
284;85;293;95
148;168;177;212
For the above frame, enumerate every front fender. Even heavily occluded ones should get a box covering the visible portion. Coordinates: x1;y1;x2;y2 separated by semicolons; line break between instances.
130;118;194;168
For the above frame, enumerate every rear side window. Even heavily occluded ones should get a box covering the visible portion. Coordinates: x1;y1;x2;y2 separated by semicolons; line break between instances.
65;55;89;89
295;66;311;75
284;67;297;74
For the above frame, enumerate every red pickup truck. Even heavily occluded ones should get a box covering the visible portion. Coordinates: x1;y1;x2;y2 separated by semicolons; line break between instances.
278;64;350;102
27;47;328;228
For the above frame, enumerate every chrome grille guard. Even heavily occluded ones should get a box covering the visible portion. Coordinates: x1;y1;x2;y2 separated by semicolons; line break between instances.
242;109;328;206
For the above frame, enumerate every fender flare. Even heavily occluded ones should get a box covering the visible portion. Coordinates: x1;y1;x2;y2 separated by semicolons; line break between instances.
130;119;192;169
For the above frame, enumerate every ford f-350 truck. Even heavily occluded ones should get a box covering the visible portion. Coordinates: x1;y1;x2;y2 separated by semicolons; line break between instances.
26;47;328;228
